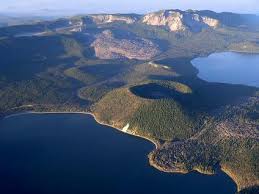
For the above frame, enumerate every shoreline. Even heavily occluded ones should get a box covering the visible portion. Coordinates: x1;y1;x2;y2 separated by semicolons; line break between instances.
3;111;160;149
227;49;259;54
2;110;242;192
221;165;241;192
149;153;217;176
86;112;160;149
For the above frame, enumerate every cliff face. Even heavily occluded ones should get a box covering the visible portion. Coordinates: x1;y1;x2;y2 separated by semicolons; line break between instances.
143;11;186;32
90;14;138;24
142;10;220;32
27;10;258;37
202;16;220;27
91;30;160;60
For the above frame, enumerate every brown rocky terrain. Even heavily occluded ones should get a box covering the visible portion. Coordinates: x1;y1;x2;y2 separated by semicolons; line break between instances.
91;30;161;60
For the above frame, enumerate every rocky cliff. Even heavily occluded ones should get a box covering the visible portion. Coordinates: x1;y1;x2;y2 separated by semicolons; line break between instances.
91;14;138;24
142;10;220;32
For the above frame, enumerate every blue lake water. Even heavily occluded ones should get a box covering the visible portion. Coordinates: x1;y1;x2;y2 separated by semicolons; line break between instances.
192;52;259;88
0;113;236;194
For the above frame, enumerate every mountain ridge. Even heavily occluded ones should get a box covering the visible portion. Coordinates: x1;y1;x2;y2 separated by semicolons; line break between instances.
2;8;259;31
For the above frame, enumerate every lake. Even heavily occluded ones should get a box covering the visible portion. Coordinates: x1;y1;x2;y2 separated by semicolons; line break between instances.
192;52;259;88
0;113;236;194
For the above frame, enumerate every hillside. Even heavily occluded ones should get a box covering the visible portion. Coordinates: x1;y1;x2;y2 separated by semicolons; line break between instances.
91;30;161;60
92;82;199;141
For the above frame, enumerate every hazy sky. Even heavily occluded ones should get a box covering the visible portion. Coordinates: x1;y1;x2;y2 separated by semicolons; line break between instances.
0;0;259;16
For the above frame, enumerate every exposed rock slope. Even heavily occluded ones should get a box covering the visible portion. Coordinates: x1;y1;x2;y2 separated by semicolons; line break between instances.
91;14;138;24
91;30;160;60
142;10;219;32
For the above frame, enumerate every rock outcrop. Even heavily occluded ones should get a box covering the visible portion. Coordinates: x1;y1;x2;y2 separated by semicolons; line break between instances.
201;16;220;28
142;10;220;32
91;14;138;24
91;30;160;60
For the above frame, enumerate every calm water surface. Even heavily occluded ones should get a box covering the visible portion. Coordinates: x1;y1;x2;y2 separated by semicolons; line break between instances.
0;113;236;194
192;52;259;88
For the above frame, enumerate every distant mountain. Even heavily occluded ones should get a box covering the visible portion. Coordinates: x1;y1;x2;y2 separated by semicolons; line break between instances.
68;10;259;33
0;14;56;27
64;10;258;32
2;9;258;34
